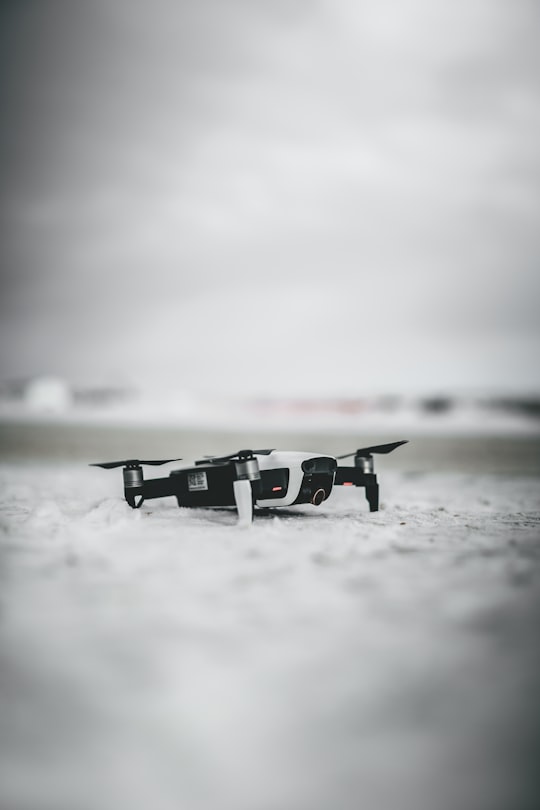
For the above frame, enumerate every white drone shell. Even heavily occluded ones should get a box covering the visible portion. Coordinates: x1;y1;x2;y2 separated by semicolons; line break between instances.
256;451;336;508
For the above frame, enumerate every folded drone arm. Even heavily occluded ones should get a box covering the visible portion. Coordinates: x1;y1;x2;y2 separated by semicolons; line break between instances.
124;476;178;508
333;440;407;512
233;479;254;526
334;466;379;512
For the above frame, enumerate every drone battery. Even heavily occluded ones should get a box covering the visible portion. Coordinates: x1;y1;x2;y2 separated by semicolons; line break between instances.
170;464;262;508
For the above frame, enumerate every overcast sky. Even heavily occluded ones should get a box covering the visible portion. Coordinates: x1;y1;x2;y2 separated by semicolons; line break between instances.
1;0;539;395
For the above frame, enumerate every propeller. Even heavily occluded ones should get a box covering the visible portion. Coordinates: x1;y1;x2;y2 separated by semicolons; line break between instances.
89;458;182;470
336;440;408;460
201;449;274;464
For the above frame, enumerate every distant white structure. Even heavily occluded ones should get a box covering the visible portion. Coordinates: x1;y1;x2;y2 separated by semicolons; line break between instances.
24;376;72;413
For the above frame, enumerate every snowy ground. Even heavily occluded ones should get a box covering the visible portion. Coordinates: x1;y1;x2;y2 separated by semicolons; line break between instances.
1;455;540;810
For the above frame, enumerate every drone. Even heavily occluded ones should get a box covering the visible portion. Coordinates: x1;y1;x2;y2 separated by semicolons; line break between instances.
90;441;408;526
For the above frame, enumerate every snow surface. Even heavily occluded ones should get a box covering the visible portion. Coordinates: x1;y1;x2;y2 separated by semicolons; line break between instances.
1;462;540;810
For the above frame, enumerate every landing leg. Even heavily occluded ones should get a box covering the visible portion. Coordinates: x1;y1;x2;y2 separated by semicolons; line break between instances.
233;479;254;526
365;481;379;512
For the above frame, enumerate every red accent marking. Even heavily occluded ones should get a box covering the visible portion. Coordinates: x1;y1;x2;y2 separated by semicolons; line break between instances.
343;482;353;486
272;486;282;492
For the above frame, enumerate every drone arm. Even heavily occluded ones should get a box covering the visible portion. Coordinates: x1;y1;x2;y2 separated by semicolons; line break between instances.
124;476;178;508
141;476;178;500
334;466;379;512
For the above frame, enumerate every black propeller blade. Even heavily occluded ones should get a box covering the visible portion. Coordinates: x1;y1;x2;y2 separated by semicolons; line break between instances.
202;449;274;464
90;458;182;470
336;440;408;460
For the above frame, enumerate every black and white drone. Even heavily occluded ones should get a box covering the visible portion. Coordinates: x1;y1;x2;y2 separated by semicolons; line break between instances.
90;441;407;526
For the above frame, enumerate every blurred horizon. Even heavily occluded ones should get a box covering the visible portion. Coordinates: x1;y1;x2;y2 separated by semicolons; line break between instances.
1;0;539;397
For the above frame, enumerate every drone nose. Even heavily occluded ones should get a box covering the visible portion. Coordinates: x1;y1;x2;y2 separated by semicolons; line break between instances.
311;488;326;506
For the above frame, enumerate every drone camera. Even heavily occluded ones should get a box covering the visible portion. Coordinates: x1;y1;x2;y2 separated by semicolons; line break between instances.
296;477;332;505
294;456;337;506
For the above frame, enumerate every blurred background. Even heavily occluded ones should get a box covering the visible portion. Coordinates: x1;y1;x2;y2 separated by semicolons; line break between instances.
2;8;540;810
1;0;539;424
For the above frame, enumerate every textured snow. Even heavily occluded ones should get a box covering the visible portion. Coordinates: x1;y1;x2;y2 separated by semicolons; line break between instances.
1;462;540;810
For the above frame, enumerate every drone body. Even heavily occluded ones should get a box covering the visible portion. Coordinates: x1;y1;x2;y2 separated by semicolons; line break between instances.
91;441;408;525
